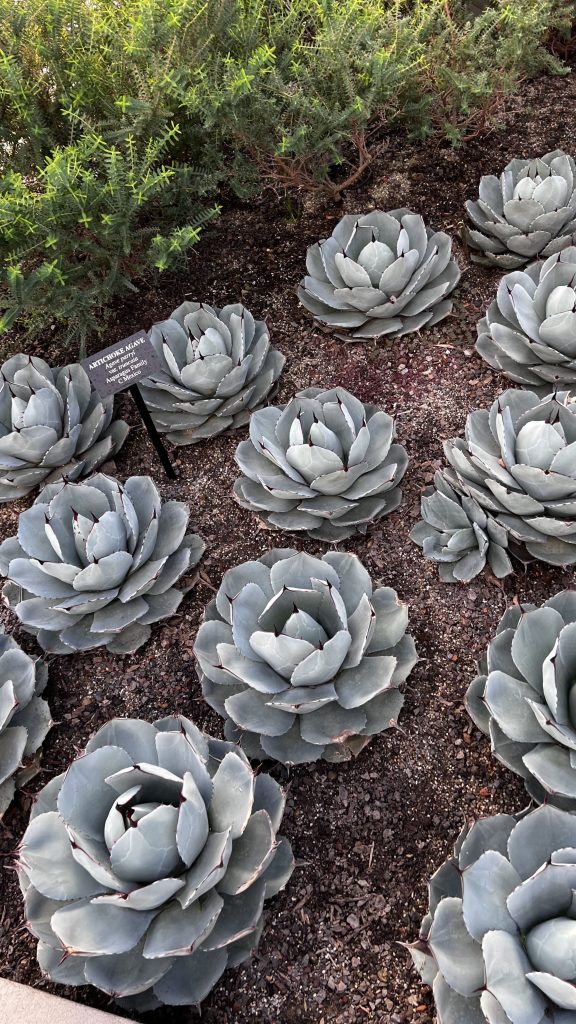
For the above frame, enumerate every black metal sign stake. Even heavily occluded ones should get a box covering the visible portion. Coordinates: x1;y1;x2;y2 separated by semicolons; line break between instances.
129;383;176;480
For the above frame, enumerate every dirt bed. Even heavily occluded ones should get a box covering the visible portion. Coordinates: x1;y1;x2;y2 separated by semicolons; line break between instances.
2;69;576;1024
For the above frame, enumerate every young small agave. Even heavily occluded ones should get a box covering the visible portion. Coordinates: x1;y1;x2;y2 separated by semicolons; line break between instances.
0;474;204;654
411;805;576;1023
139;301;285;444
0;354;128;501
0;628;50;815
467;591;576;808
298;209;460;341
411;388;576;581
195;549;418;765
466;149;576;269
233;386;408;542
18;716;294;1010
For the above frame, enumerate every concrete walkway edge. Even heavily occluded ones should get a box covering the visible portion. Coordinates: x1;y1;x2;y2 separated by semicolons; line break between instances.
0;979;138;1023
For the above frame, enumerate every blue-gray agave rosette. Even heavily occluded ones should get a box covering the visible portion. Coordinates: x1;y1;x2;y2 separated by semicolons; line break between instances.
477;247;576;389
0;474;204;654
194;549;418;765
233;387;408;542
18;716;293;1011
410;805;576;1023
467;591;576;808
411;389;576;581
0;354;128;502
298;209;460;341
139;302;285;444
466;150;576;269
0;627;50;815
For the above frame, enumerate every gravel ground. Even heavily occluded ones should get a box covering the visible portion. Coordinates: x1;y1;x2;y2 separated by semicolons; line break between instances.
1;68;576;1024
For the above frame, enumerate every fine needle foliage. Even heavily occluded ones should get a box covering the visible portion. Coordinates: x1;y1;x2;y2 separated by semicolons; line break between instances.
0;0;571;343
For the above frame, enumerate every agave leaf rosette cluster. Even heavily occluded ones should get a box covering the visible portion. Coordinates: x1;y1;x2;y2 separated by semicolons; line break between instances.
195;549;418;765
0;474;204;655
139;302;285;445
477;247;576;388
18;716;294;1011
466;150;576;269
467;591;576;808
0;628;50;815
410;470;513;583
297;209;460;341
233;387;408;542
0;355;128;502
411;805;576;1024
412;389;576;581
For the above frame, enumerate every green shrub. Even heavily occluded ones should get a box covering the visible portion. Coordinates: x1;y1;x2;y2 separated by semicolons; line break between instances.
0;0;571;345
0;127;219;348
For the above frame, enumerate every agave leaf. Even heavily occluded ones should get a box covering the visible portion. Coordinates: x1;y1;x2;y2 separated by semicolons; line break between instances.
427;897;484;997
51;899;156;957
143;889;223;959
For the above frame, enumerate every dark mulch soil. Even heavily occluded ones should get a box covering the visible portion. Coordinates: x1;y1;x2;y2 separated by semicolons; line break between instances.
1;69;576;1024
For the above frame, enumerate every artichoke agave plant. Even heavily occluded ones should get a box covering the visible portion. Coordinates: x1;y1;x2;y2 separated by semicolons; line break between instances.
467;591;576;808
411;389;576;581
139;302;285;444
297;209;460;341
411;804;576;1024
477;247;576;388
0;474;204;654
466;150;576;269
18;715;293;1011
0;354;128;502
0;628;50;816
194;549;417;765
233;387;408;542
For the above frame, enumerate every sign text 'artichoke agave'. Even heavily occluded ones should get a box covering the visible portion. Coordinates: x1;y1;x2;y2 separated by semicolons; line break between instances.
0;627;50;815
466;149;576;269
18;716;294;1011
0;474;204;654
411;389;576;582
467;591;576;809
298;209;460;341
139;302;285;444
194;549;418;765
410;805;576;1024
477;247;576;389
234;387;408;542
0;355;128;502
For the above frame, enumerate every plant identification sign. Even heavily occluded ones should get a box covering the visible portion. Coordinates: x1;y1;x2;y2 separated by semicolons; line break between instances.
81;331;160;398
82;331;175;478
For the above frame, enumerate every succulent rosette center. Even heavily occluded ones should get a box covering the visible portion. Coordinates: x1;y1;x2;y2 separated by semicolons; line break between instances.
18;716;293;1011
195;549;417;765
0;354;128;501
411;805;576;1023
233;386;408;542
140;302;284;445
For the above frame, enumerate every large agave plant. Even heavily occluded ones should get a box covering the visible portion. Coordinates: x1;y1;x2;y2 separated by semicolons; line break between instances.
0;474;204;654
410;804;576;1023
139;302;285;444
411;389;576;581
18;716;293;1011
233;387;408;542
194;549;418;765
466;150;576;269
467;591;576;808
0;628;50;815
0;355;128;502
297;209;460;341
477;247;576;388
